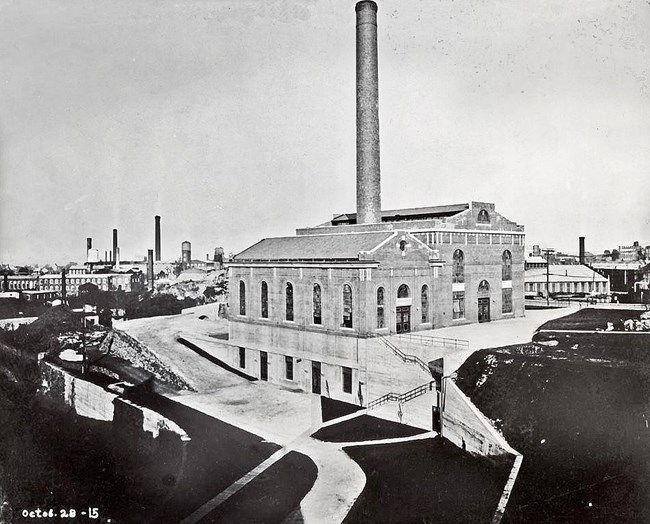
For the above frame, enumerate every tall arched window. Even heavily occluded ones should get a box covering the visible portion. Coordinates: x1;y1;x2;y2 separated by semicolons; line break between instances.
421;285;429;323
502;250;512;280
239;280;246;316
260;281;268;318
397;284;410;298
453;249;465;283
313;283;322;325
477;209;490;223
478;280;490;296
342;284;353;328
376;287;385;329
285;282;294;321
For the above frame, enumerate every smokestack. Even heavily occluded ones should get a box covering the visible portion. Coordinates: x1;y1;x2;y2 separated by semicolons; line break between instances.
115;247;121;270
3;274;8;292
112;229;118;265
579;237;585;265
147;249;154;291
61;268;67;304
87;237;92;251
104;250;108;262
155;216;161;262
356;1;381;224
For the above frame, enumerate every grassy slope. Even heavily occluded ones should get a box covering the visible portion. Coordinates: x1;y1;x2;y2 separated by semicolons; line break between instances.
456;330;650;523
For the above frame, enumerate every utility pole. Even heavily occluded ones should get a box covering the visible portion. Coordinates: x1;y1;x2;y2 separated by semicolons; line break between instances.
543;249;551;307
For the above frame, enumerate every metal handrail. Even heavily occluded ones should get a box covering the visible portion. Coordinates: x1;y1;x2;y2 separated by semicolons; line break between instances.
367;381;435;410
377;335;431;375
394;332;469;351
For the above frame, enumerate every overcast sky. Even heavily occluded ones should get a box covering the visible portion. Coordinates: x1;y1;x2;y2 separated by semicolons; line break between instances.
1;0;648;265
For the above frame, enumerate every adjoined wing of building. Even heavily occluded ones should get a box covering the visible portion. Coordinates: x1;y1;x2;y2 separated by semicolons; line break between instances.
227;201;525;403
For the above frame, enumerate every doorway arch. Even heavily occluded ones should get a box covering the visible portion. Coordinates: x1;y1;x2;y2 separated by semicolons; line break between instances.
478;280;490;323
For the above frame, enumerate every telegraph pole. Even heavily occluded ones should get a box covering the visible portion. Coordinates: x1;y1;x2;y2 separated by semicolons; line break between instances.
543;249;551;307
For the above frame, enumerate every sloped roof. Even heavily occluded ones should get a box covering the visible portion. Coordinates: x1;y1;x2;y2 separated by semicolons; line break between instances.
331;204;469;225
525;265;608;283
234;231;395;261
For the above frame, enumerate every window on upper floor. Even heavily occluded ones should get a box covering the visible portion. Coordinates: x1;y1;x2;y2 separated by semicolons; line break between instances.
342;284;353;328
478;209;490;223
313;283;322;325
239;281;246;315
376;287;385;329
453;249;465;283
502;250;512;281
260;281;268;318
285;282;294;321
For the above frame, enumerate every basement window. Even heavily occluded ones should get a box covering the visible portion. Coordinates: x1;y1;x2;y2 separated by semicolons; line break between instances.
342;367;352;394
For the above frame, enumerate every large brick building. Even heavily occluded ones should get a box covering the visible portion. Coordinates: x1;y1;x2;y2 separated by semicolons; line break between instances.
225;2;525;405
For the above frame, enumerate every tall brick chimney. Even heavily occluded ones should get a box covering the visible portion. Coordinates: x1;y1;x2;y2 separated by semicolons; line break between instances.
147;249;154;291
86;238;92;251
155;216;161;261
112;229;118;265
579;236;585;265
356;1;381;224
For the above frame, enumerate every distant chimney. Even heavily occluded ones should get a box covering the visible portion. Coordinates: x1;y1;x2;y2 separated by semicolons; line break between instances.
115;247;121;270
87;237;92;251
112;229;118;265
356;1;381;224
3;274;8;292
155;216;161;262
61;268;67;304
579;237;585;265
104;250;108;262
147;249;154;291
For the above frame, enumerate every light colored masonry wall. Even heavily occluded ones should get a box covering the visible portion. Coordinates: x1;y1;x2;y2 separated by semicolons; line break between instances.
442;379;516;456
38;359;187;442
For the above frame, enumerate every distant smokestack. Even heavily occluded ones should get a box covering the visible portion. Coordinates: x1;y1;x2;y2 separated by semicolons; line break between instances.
112;229;118;265
3;274;8;292
147;249;154;291
115;247;121;270
356;1;381;224
104;250;108;262
87;237;92;251
155;216;161;262
579;237;585;265
61;268;67;304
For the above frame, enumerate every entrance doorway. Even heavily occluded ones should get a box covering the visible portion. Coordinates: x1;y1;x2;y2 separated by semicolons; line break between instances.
478;298;490;323
396;306;411;333
260;351;268;381
478;280;490;323
312;361;321;394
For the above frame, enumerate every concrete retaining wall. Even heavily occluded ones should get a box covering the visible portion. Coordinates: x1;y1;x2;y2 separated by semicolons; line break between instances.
38;359;187;442
442;380;516;457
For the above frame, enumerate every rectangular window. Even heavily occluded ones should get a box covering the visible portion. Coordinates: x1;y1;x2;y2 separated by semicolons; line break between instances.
285;356;294;381
238;347;246;369
452;291;465;319
342;367;352;394
502;288;513;313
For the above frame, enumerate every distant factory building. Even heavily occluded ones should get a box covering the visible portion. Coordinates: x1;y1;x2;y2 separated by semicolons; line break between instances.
525;265;609;297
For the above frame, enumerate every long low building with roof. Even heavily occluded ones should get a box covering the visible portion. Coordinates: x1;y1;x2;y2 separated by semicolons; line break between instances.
525;264;609;297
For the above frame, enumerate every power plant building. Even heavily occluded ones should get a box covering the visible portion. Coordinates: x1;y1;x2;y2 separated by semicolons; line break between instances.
225;1;526;405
